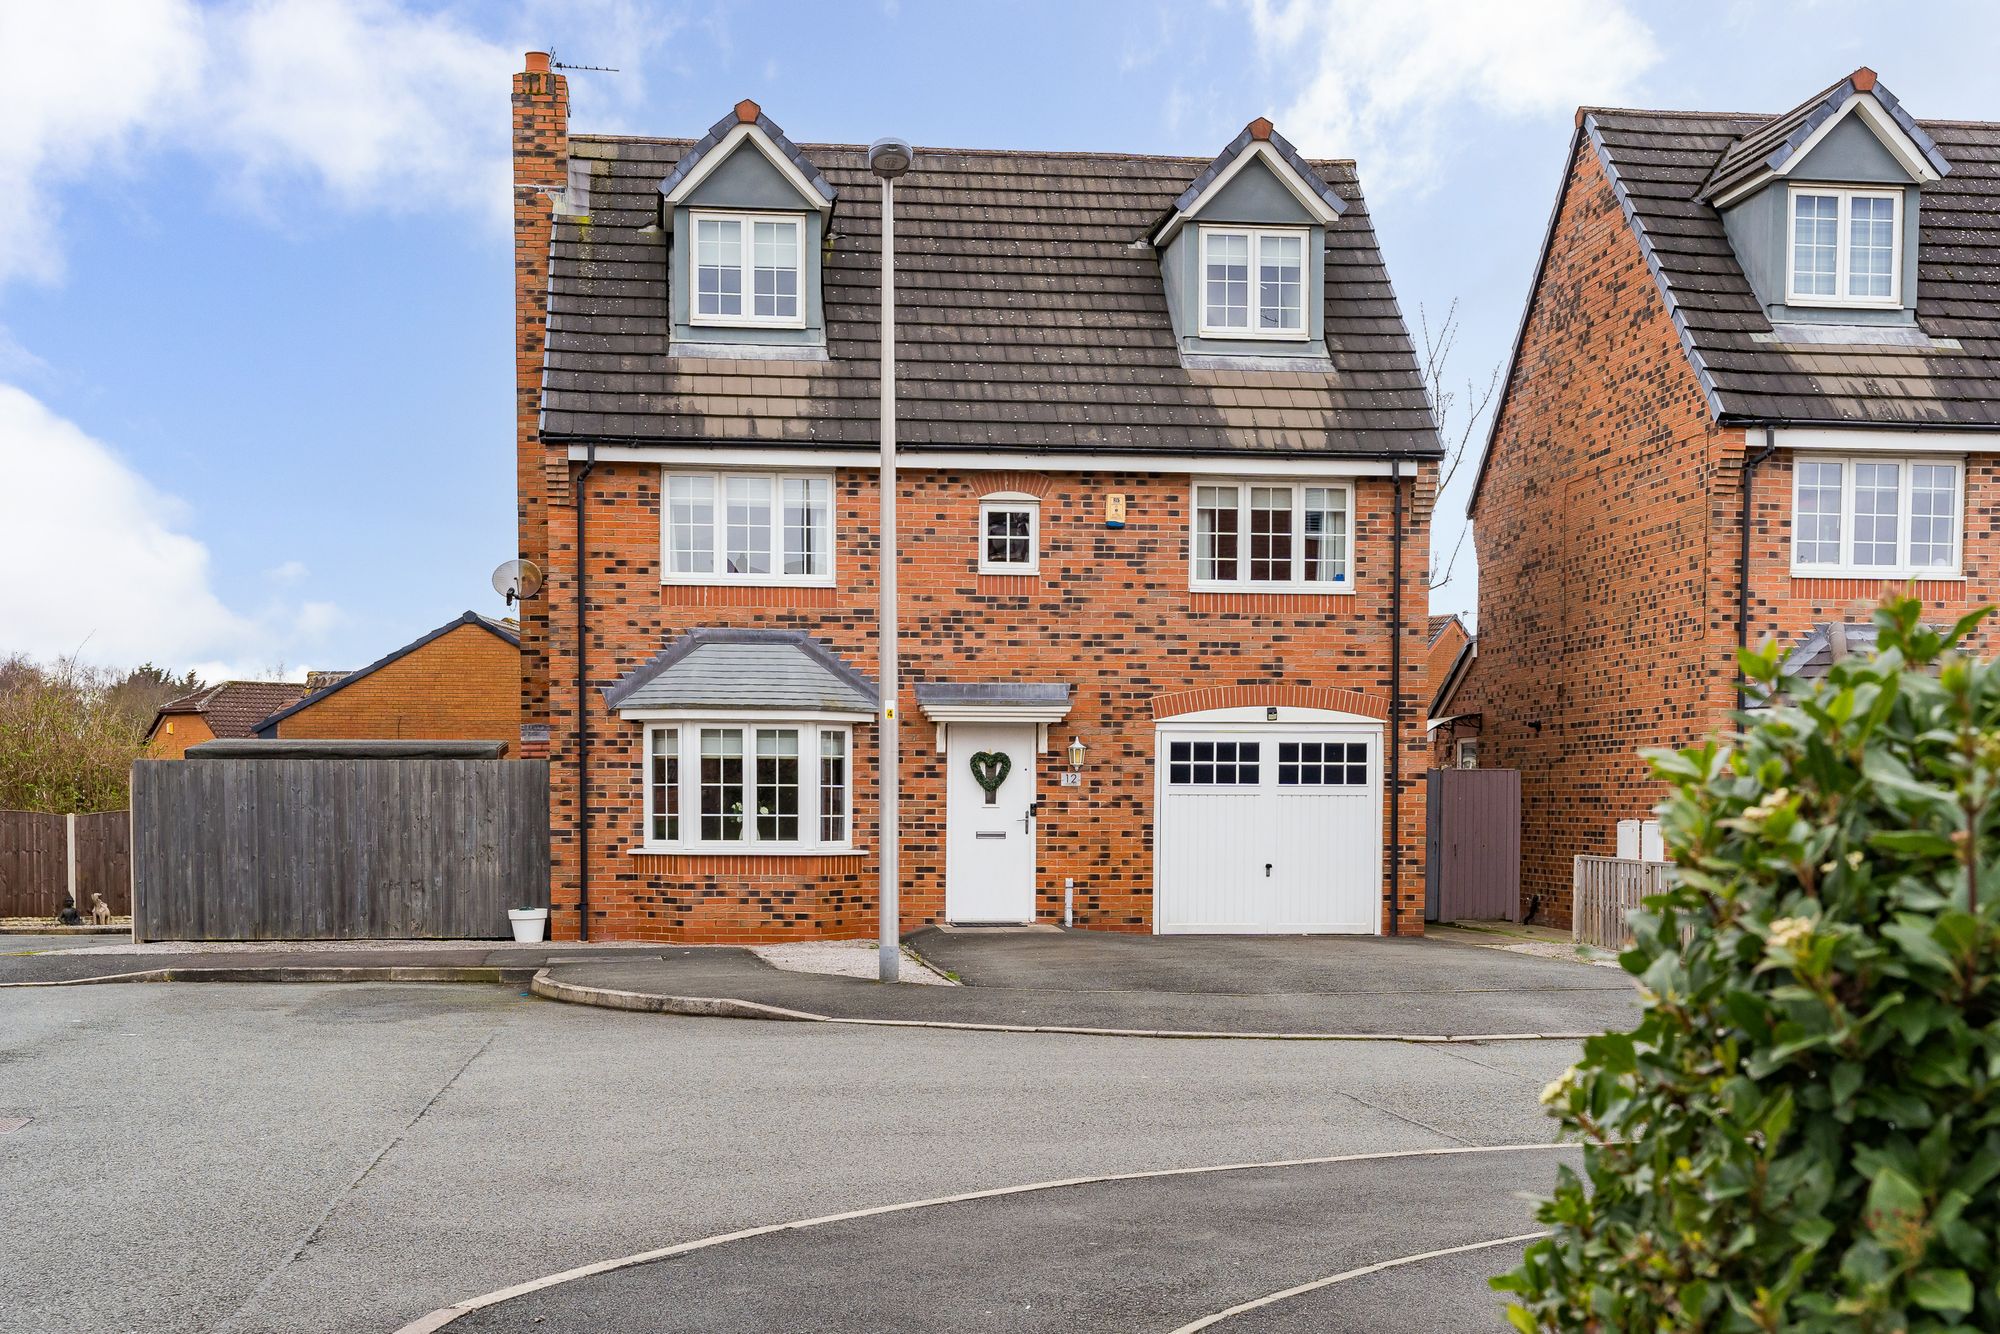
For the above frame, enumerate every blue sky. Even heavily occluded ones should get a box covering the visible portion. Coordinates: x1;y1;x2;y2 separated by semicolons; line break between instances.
5;0;1999;679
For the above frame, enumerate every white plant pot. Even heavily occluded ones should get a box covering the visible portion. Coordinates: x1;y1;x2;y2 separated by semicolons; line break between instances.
508;907;550;943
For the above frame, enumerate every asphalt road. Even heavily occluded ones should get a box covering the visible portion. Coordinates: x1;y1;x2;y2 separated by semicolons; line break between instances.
0;983;1578;1333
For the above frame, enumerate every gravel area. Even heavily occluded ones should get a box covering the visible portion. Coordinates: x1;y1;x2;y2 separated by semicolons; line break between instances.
751;940;955;985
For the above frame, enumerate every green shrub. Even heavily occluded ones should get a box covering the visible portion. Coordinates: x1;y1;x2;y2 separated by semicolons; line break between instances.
1496;598;2000;1331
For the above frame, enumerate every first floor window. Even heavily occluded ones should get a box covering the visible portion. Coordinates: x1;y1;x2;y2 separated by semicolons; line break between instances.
1788;187;1901;307
1193;480;1353;590
692;211;803;326
643;722;853;850
1790;454;1961;577
663;470;833;585
979;497;1039;573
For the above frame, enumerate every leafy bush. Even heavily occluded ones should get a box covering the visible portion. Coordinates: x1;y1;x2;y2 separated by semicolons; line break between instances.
1496;598;2000;1331
0;656;192;813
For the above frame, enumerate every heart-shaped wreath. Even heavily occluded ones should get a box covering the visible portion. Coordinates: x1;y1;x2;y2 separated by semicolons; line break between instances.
969;750;1012;798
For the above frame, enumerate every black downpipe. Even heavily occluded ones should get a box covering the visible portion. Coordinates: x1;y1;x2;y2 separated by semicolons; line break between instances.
1388;462;1405;936
575;443;598;941
1738;425;1779;689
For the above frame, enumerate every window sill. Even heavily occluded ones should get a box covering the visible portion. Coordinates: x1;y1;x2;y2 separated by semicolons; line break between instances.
625;845;863;858
660;576;837;589
1189;583;1356;596
1790;568;1963;582
977;565;1041;577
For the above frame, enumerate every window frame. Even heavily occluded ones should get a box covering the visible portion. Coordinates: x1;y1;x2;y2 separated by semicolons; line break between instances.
976;494;1041;575
1788;453;1963;579
687;208;809;330
1188;478;1354;593
1197;225;1311;341
660;469;836;588
1785;185;1903;310
639;720;854;854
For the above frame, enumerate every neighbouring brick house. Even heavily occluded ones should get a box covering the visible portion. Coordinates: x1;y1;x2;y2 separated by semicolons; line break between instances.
1461;68;2000;926
147;681;308;759
510;53;1441;943
1424;613;1476;767
252;612;522;746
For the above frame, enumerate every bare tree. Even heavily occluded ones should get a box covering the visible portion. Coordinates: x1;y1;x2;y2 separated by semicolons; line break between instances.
1416;301;1500;594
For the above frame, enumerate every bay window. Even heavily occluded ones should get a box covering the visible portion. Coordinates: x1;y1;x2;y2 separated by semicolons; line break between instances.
1790;454;1961;577
642;721;853;852
1193;481;1351;590
1199;227;1307;338
663;471;833;584
1788;186;1901;307
692;211;804;326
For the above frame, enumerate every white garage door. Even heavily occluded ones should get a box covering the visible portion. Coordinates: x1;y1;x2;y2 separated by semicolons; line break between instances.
1155;723;1382;934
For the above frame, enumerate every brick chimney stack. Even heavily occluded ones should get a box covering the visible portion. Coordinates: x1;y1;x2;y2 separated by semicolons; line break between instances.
512;51;568;760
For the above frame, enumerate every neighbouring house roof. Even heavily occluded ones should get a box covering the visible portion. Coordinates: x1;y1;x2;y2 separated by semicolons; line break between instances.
1429;635;1477;719
251;611;520;737
603;628;878;715
1584;95;1998;427
150;680;309;741
304;669;351;693
542;134;1439;457
1427;614;1464;645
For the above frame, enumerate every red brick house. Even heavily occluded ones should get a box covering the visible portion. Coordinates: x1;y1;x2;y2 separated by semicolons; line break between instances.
251;612;521;747
509;54;1441;942
147;680;308;759
1462;68;1999;925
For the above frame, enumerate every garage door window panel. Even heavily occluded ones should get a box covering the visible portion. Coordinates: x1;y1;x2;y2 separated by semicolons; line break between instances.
1279;740;1367;786
1167;739;1260;786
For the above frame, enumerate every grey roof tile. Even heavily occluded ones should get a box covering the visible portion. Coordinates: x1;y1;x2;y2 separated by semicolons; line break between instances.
604;628;877;714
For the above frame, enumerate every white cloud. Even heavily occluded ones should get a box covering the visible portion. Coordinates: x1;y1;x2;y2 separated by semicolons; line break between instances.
1246;0;1660;194
0;384;333;675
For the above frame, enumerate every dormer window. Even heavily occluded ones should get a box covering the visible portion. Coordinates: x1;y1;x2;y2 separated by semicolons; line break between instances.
692;212;804;327
1199;227;1306;338
1787;186;1901;307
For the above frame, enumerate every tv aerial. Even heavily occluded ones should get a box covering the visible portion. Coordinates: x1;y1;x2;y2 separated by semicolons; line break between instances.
492;558;544;606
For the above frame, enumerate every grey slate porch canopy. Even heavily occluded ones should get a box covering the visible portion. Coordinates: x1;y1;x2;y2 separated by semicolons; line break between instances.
915;682;1073;724
604;628;878;716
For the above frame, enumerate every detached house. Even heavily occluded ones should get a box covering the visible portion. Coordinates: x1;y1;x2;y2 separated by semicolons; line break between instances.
510;54;1440;942
1464;69;2000;924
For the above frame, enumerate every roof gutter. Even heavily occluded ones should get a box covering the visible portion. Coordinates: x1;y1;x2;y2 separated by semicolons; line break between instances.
543;433;1446;463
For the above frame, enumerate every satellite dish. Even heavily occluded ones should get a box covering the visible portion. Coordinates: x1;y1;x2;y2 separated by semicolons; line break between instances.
492;558;544;606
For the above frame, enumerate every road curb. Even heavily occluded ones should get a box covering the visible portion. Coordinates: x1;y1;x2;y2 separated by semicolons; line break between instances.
528;969;1599;1043
392;1142;1577;1333
0;965;538;989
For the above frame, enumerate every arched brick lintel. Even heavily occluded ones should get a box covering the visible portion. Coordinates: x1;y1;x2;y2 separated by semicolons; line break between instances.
1149;684;1390;721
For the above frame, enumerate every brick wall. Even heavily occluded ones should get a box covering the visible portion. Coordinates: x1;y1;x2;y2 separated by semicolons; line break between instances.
147;715;215;760
270;624;521;743
539;463;1436;943
1460;132;1729;927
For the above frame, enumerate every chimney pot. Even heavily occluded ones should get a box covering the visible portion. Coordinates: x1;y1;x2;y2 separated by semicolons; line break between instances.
1247;116;1273;142
735;98;762;124
1851;66;1877;92
525;51;550;74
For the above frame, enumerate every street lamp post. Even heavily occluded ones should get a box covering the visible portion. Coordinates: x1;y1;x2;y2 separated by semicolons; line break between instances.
870;136;913;984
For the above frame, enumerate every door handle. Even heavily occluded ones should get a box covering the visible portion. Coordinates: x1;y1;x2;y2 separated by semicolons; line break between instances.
1021;800;1039;833
1265;863;1272;878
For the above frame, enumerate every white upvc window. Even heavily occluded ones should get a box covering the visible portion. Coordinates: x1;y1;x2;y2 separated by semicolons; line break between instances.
977;493;1040;574
1191;480;1352;592
1790;454;1961;578
641;721;852;852
690;210;806;327
1198;226;1307;339
662;470;834;585
1786;186;1902;308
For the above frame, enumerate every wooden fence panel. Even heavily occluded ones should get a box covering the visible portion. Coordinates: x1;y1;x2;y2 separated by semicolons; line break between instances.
0;811;68;918
1572;856;1677;950
131;758;550;941
73;812;131;916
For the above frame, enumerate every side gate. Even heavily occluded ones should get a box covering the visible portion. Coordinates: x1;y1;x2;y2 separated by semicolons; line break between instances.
131;757;550;941
1424;768;1521;923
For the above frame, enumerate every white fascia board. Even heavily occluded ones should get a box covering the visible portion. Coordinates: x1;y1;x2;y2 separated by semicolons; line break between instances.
1714;93;1943;208
617;707;874;723
917;703;1073;725
1152;140;1341;247
662;123;832;216
567;444;1406;476
1774;426;1998;455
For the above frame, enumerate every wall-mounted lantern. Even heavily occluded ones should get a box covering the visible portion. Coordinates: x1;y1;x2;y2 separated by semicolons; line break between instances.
1066;736;1087;771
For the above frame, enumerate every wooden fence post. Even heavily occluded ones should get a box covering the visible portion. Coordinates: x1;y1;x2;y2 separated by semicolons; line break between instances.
64;812;77;916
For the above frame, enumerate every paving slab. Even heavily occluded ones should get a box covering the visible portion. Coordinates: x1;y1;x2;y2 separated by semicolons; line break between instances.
440;1145;1567;1333
536;934;1641;1038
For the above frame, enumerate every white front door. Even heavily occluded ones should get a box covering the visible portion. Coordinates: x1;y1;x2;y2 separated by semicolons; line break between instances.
1155;722;1382;933
945;722;1038;923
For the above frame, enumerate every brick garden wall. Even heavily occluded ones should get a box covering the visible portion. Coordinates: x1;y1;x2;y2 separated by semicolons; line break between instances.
538;462;1437;943
270;623;522;744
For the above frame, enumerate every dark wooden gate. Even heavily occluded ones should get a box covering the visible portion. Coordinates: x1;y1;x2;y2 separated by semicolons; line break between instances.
0;811;130;919
131;758;549;941
1425;768;1521;923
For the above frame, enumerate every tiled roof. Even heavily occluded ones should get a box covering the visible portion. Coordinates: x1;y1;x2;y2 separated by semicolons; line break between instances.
1699;71;1949;204
541;136;1439;456
251;611;519;738
152;681;309;740
1426;613;1463;644
1585;105;2000;426
603;629;877;714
